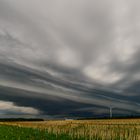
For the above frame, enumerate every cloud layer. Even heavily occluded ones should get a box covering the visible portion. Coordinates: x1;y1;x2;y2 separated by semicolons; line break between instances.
0;0;140;117
0;100;39;115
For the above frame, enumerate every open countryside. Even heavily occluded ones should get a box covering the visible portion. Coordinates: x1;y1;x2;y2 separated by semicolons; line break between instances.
0;119;140;140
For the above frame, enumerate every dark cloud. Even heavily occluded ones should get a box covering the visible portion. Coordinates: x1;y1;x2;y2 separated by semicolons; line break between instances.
0;0;140;117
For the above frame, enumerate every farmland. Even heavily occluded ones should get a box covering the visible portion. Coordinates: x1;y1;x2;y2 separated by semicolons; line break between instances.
0;119;140;140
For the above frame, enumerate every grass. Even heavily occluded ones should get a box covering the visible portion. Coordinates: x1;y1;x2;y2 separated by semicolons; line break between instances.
0;125;79;140
0;119;140;140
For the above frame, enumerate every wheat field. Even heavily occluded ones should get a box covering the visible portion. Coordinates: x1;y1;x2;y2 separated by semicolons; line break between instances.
0;119;140;140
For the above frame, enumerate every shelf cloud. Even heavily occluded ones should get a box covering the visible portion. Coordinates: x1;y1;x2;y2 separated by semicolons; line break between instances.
0;0;140;117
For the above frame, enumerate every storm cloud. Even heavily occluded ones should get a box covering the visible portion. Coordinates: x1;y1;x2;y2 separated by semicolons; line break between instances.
0;0;140;117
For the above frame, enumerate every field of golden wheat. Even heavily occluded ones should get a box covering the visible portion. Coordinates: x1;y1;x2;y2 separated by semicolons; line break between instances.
0;119;140;140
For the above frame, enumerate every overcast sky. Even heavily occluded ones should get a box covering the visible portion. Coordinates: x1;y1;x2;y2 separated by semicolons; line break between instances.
0;0;140;117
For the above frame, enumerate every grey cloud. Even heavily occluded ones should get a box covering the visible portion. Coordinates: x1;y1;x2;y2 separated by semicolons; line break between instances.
0;0;140;117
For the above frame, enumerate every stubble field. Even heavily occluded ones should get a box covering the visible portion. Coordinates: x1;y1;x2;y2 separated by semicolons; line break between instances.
0;119;140;140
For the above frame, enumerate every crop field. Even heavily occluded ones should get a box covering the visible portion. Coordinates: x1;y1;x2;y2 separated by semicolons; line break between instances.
0;119;140;140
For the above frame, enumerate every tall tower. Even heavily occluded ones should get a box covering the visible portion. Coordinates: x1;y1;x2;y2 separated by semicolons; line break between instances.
110;107;112;118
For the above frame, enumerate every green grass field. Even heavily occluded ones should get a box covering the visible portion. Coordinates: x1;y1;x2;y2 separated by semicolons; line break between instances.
0;125;80;140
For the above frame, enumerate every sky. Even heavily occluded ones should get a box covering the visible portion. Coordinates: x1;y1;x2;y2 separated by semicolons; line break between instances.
0;0;140;118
